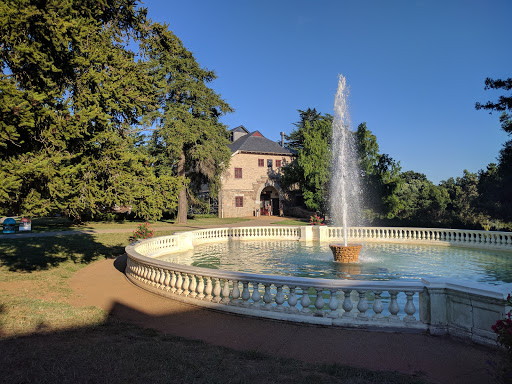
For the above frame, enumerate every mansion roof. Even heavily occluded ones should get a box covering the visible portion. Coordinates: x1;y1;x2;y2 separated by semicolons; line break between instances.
228;126;295;156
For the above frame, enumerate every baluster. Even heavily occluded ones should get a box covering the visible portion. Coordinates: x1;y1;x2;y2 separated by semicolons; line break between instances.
275;285;285;311
314;288;325;315
182;273;190;296
388;291;400;321
287;286;299;313
404;291;417;322
176;273;183;295
150;267;157;285
212;278;222;303
189;275;198;298
372;291;384;320
164;270;171;291
221;279;231;304
231;280;241;305
300;286;311;314
170;271;177;293
327;289;339;318
262;284;273;310
356;290;369;320
241;281;251;306
197;276;205;300
251;282;261;307
205;277;213;301
342;289;353;318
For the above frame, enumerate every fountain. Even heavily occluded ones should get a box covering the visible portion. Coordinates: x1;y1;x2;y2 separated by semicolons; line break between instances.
329;75;363;262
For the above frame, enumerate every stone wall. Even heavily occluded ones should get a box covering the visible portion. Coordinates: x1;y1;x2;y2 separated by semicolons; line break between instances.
219;152;293;218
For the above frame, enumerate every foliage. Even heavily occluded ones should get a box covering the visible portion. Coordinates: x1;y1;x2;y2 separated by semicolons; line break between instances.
282;111;332;212
129;222;154;242
492;294;512;357
475;77;512;134
475;77;512;224
144;24;232;224
309;214;325;226
285;108;324;151
394;171;449;226
0;0;228;223
354;123;402;222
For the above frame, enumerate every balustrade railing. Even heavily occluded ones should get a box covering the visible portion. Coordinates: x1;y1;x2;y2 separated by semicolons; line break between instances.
327;227;512;248
125;226;512;345
125;256;425;328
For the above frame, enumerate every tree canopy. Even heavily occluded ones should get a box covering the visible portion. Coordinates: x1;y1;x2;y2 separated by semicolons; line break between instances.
0;0;230;222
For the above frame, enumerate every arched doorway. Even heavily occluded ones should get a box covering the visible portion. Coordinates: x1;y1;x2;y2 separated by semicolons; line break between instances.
260;186;280;216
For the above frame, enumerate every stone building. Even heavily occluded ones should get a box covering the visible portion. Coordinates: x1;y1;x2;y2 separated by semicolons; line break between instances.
218;126;295;218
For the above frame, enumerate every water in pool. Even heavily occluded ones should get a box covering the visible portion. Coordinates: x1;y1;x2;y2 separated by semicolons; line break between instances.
156;240;512;286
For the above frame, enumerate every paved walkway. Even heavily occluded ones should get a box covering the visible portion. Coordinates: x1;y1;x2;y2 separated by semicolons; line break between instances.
71;255;504;384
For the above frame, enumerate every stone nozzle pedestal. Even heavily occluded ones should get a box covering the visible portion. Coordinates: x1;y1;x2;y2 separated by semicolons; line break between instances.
329;244;362;263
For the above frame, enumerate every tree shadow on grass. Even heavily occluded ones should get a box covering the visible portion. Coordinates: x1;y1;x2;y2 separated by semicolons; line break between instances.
0;304;438;384
0;233;127;272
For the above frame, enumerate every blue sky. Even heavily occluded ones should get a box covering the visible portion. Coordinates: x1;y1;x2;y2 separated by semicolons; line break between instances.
144;0;511;184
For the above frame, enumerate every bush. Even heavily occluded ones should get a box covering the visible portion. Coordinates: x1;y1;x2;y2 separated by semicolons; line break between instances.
309;214;325;226
129;222;154;242
492;294;512;356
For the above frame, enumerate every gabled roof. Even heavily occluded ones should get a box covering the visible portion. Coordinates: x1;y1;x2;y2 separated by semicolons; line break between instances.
229;130;295;155
230;125;249;134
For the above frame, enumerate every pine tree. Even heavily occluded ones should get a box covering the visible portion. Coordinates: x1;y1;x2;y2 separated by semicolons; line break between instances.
0;0;184;221
143;23;232;223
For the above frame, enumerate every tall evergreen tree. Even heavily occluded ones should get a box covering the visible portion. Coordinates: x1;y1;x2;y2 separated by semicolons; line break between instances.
143;23;232;224
476;77;512;222
281;110;332;212
0;0;190;221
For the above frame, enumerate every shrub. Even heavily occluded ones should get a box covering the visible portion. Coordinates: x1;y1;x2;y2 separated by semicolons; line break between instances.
309;214;325;226
129;222;154;242
492;294;512;357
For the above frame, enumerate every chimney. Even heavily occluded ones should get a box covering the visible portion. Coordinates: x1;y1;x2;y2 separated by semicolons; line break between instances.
280;132;285;147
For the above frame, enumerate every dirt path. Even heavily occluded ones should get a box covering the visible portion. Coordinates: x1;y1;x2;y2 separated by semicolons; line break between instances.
70;254;504;384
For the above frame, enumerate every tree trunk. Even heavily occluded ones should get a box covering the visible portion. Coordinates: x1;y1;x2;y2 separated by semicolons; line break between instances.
177;151;187;224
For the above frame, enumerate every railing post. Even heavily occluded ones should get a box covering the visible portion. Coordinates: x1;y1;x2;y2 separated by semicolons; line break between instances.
421;279;447;335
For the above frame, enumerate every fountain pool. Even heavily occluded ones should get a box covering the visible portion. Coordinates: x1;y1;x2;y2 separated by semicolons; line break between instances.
157;240;512;287
126;226;512;345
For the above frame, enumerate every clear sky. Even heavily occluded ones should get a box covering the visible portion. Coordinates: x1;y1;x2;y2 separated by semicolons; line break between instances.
144;0;511;184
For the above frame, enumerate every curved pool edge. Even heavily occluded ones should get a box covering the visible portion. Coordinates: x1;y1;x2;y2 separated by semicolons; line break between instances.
125;226;512;347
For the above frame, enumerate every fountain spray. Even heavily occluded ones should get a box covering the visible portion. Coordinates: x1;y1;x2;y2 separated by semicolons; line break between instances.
330;75;361;248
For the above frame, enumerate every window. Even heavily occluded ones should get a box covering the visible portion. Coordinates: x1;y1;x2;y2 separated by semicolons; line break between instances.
276;160;282;168
258;159;264;167
267;159;272;168
234;168;242;178
235;196;243;207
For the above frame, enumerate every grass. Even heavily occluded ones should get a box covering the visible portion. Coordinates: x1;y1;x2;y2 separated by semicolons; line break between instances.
0;320;426;384
272;218;310;225
0;220;431;383
20;216;250;233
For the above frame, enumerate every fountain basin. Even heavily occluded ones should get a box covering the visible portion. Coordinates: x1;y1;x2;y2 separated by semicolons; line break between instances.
125;225;512;346
329;243;362;263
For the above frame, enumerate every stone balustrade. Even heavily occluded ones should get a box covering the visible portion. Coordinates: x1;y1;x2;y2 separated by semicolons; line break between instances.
125;226;512;346
324;226;512;249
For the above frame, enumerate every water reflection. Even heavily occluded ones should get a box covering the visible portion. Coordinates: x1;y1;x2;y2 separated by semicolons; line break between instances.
156;240;512;286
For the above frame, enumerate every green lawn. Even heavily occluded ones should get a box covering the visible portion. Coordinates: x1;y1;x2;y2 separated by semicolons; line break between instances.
272;218;310;225
18;216;250;233
0;222;428;384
